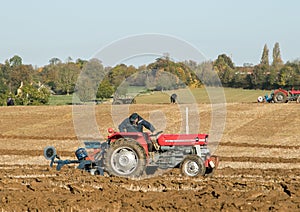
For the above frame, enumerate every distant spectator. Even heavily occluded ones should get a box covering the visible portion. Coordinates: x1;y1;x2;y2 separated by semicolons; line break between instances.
7;97;14;106
170;93;177;104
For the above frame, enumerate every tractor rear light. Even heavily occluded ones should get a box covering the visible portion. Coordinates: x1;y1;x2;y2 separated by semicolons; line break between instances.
209;160;215;168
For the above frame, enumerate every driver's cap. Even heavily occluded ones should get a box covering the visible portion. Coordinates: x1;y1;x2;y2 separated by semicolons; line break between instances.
129;113;138;122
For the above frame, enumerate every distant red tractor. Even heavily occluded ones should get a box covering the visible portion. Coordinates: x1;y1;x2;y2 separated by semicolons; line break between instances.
272;88;300;103
44;129;219;178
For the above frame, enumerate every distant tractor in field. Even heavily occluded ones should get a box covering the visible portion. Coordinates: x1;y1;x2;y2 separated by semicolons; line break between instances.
259;88;300;103
112;96;136;105
272;88;300;103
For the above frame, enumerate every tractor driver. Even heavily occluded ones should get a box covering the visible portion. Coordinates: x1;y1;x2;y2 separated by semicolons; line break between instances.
118;113;156;134
119;113;160;153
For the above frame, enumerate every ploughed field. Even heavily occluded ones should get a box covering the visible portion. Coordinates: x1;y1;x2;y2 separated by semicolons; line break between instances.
0;103;300;211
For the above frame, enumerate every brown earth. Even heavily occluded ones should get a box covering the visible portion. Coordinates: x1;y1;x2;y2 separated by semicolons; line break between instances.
0;103;300;211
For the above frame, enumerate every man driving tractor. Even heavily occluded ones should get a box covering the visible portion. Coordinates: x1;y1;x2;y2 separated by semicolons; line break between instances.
118;113;156;133
118;113;160;151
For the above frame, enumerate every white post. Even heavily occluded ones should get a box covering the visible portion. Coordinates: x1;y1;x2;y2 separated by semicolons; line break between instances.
186;107;189;134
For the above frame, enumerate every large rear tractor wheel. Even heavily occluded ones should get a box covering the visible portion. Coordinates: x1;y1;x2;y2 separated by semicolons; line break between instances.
105;138;146;178
273;91;287;103
180;155;206;177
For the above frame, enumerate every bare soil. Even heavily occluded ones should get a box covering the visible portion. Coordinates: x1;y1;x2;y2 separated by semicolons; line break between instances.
0;103;300;211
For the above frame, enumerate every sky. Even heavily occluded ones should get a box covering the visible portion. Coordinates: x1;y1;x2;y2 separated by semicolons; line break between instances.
0;0;299;67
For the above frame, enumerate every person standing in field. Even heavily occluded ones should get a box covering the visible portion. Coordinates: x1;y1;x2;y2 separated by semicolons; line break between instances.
7;97;14;106
170;93;177;104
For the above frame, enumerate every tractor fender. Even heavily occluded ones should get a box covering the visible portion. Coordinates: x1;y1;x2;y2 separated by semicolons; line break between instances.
274;88;288;96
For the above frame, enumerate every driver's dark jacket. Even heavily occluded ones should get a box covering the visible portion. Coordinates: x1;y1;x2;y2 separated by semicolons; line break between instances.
118;116;155;133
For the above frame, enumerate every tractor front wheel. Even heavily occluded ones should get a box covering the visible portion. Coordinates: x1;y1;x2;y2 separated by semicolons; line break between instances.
180;155;206;177
273;91;287;103
105;138;146;178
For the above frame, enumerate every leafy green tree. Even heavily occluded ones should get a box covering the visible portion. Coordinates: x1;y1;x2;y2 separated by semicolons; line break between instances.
258;44;273;89
108;64;137;88
147;57;200;88
75;77;95;102
267;42;284;88
220;68;235;86
75;58;106;102
9;55;22;67
245;65;264;89
56;63;80;95
76;58;88;69
250;65;265;89
97;80;114;99
286;60;300;87
272;42;283;67
145;70;157;90
264;70;277;89
184;60;197;71
0;64;10;105
49;58;61;65
216;54;235;69
231;72;247;88
38;64;59;92
10;65;34;93
245;74;254;89
128;70;148;86
155;71;178;90
260;44;270;67
15;84;50;105
187;61;217;87
214;55;235;86
278;65;295;88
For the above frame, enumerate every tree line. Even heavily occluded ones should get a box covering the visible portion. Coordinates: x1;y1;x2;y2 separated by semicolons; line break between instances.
1;42;299;105
212;42;300;89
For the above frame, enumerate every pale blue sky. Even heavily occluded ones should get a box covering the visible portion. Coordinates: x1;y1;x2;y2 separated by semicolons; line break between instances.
0;0;299;67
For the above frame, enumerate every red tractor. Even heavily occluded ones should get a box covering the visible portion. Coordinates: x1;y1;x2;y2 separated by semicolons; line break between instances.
44;129;219;178
272;88;300;103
